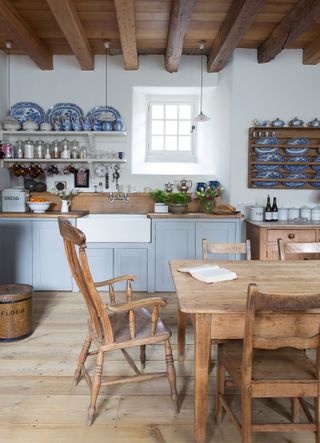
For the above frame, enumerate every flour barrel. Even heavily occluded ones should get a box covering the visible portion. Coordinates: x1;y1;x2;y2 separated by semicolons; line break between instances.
0;284;34;341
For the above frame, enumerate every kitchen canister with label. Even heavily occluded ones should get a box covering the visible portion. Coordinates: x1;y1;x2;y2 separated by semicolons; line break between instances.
311;207;320;221
278;208;288;220
288;208;299;220
300;206;311;221
249;206;264;221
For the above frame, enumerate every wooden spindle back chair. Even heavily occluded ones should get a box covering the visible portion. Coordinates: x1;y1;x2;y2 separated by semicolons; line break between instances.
58;218;178;425
278;238;320;260
216;283;320;442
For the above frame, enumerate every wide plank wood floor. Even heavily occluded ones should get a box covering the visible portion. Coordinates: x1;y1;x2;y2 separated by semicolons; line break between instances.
0;291;315;442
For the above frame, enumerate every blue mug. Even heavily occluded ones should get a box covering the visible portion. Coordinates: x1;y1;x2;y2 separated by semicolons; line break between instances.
208;180;220;190
196;182;207;192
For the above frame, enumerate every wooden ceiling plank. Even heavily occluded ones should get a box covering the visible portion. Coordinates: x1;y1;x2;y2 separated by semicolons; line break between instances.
165;0;197;73
0;0;53;70
303;33;320;64
114;0;138;70
258;0;320;63
208;0;267;73
46;0;94;70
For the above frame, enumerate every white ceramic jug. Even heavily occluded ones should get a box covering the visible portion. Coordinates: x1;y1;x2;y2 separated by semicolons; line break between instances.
61;200;70;213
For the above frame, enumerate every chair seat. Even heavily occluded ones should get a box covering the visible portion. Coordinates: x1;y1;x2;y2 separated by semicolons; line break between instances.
220;341;316;384
110;307;171;343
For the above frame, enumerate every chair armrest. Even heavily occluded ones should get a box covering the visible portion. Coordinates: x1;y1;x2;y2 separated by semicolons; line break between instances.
107;297;167;312
94;274;136;287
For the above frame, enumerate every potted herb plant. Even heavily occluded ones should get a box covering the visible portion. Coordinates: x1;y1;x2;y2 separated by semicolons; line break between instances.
150;189;169;213
168;192;189;214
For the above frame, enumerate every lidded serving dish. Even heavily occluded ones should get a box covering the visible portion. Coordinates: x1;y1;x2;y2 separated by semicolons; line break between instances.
288;116;304;127
270;117;285;127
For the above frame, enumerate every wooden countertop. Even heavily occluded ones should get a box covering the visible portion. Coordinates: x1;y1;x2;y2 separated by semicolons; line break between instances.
0;211;89;219
246;220;320;228
147;212;244;219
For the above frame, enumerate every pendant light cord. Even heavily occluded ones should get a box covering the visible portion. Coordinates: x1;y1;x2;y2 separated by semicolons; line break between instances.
200;49;203;114
105;44;108;109
6;42;11;111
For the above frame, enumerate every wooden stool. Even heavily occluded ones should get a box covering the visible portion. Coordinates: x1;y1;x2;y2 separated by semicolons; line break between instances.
0;284;34;342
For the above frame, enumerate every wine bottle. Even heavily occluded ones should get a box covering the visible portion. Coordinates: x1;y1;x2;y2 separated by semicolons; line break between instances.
264;195;272;221
272;197;278;221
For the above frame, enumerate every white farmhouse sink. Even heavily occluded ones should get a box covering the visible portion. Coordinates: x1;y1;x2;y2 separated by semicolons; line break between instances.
77;214;151;243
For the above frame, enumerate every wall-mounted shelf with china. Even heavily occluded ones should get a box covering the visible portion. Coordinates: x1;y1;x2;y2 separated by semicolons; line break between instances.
248;127;320;189
1;158;127;168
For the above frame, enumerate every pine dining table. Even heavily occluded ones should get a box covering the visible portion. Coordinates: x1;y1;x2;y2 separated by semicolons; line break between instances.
170;259;320;443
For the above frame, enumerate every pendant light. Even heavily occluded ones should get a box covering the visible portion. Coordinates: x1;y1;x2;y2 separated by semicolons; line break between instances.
98;41;115;122
3;41;18;125
194;41;210;123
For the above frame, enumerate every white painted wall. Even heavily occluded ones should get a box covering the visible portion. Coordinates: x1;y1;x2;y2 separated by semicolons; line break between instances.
1;50;320;207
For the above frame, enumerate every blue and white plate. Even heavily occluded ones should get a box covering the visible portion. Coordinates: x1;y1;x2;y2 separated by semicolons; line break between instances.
10;102;45;125
284;156;309;172
284;173;307;187
285;147;309;155
256;153;283;171
255;146;279;154
256;137;279;145
312;156;320;172
46;103;83;125
87;106;121;121
287;138;310;145
255;171;282;187
311;175;320;188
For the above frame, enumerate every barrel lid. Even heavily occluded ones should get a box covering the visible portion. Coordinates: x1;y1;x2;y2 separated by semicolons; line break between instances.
0;284;33;302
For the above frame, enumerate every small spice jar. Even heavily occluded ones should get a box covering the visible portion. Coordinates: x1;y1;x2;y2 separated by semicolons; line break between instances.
24;139;34;159
51;140;60;159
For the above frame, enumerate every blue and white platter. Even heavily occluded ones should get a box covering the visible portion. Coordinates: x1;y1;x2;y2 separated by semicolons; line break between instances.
10;102;45;125
311;175;320;188
255;171;282;187
256;137;279;145
45;103;83;125
255;153;283;171
255;146;279;154
284;173;307;187
287;137;310;145
284;156;309;172
312;156;320;172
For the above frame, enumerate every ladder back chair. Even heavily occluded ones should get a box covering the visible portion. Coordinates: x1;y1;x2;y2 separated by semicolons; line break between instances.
278;238;320;260
178;239;251;362
58;219;178;425
216;283;320;443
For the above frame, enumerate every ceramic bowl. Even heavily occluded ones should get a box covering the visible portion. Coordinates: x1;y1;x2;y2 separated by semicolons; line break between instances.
254;119;269;127
3;121;20;131
27;201;51;213
23;120;39;131
255;146;279;154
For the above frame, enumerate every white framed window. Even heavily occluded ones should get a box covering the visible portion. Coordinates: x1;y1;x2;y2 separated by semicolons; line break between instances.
146;95;197;162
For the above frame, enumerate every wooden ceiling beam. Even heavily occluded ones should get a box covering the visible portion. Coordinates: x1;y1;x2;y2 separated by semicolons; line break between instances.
46;0;94;70
165;0;197;73
258;0;320;64
0;0;52;70
303;34;320;64
208;0;266;73
114;0;138;70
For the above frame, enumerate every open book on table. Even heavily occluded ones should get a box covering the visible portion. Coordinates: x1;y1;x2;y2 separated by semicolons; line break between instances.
178;264;237;284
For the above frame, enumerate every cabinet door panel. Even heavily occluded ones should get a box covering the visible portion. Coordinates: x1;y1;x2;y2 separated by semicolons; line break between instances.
33;220;73;290
195;222;237;259
0;220;32;285
114;248;148;291
155;222;195;291
86;248;113;291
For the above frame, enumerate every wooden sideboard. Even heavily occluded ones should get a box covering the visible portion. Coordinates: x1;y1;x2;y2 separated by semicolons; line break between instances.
246;220;320;260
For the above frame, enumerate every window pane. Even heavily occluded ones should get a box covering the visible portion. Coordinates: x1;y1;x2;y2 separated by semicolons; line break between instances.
179;136;191;151
179;121;191;135
179;104;191;119
152;120;164;135
165;136;177;151
165;105;177;119
152;104;164;119
165;120;177;135
151;136;164;150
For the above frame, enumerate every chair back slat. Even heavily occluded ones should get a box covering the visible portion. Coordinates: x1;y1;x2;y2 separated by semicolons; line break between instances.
278;239;320;260
59;219;114;343
202;239;251;260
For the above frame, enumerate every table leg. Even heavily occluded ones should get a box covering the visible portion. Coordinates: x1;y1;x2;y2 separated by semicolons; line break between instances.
194;313;211;443
178;308;186;361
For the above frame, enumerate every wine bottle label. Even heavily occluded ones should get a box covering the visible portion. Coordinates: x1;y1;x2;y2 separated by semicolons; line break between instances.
272;212;278;220
265;212;273;221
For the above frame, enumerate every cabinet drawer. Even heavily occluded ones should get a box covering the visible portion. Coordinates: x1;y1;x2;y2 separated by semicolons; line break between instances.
267;229;317;243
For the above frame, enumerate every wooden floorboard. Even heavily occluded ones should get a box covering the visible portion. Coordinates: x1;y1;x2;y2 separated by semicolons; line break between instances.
0;291;316;442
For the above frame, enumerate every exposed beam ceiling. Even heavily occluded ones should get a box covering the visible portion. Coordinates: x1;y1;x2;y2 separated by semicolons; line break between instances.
258;0;320;64
165;0;197;73
0;0;52;70
114;0;138;70
46;0;94;70
208;0;266;73
303;34;320;65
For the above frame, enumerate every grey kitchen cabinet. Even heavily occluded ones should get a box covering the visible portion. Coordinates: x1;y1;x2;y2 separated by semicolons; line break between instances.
32;219;74;290
153;218;242;292
0;219;32;285
85;247;114;290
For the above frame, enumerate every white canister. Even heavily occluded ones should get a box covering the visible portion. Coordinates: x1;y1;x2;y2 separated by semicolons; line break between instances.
249;206;264;221
311;206;320;221
288;207;300;220
300;206;311;221
278;208;288;221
